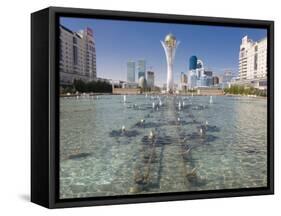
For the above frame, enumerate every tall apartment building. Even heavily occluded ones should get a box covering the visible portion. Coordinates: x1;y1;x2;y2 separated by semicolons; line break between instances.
239;35;267;80
59;25;97;85
127;61;136;82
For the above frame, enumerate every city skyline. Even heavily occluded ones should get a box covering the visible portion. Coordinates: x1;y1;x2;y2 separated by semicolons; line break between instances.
60;17;267;86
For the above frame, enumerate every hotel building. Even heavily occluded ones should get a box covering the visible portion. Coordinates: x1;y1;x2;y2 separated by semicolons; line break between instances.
59;25;97;85
239;35;267;80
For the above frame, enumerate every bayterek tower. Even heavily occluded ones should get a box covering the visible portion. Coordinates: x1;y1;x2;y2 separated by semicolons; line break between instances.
161;33;180;94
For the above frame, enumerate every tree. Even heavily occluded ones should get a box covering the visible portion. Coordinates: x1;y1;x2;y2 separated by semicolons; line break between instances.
73;79;112;93
73;79;86;92
224;85;266;97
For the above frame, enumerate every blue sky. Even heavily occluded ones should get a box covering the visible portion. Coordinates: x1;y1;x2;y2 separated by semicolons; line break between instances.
60;17;267;86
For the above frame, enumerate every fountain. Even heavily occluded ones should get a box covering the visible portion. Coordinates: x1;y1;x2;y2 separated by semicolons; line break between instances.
199;126;206;137
149;130;155;139
123;95;127;103
209;96;213;104
121;125;126;133
178;101;182;110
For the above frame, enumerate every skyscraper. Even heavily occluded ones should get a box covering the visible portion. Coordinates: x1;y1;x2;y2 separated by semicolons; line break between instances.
188;70;197;88
187;56;214;88
180;72;187;83
213;76;219;86
146;71;155;88
180;72;188;91
138;60;146;79
197;75;208;87
161;33;180;93
196;59;204;78
127;61;135;82
189;56;198;70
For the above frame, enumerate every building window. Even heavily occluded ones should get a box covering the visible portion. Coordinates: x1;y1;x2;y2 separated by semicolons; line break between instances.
73;46;78;65
73;37;77;44
59;39;63;60
254;53;258;71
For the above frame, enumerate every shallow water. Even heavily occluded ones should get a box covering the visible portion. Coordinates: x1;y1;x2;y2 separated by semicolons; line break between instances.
60;95;267;199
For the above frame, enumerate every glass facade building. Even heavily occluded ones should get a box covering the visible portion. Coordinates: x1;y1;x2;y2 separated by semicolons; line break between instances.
189;56;198;70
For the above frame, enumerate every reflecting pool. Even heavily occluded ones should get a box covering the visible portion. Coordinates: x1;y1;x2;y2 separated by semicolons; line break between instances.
60;95;267;199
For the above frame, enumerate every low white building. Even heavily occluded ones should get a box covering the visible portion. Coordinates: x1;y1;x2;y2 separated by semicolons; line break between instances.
122;82;138;88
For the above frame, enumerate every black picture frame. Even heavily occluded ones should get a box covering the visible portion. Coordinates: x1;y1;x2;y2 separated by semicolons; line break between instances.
31;6;274;209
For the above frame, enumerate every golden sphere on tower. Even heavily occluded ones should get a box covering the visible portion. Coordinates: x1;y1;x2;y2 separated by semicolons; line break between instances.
164;33;176;47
